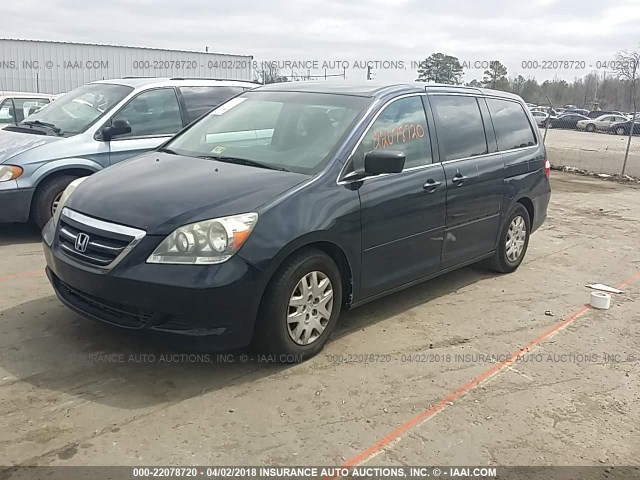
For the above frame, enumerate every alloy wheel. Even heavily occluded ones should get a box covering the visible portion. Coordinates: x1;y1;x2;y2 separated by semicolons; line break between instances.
51;191;63;216
506;215;527;262
287;271;333;345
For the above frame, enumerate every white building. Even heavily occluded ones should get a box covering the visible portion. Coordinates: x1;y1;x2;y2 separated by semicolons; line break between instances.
0;39;253;94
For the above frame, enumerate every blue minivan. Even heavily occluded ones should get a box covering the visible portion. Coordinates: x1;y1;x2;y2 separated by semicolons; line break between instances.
0;78;256;229
43;82;551;360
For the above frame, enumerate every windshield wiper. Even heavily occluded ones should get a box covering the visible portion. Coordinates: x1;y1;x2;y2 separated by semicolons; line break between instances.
19;120;63;135
198;155;290;172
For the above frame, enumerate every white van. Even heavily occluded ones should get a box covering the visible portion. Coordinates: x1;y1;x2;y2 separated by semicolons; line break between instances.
0;92;56;128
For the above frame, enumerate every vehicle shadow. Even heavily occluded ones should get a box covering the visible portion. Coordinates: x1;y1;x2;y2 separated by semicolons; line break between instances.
0;265;492;411
0;222;41;246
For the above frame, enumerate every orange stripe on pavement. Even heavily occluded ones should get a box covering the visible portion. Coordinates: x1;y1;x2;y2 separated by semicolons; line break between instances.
330;271;639;473
0;270;44;283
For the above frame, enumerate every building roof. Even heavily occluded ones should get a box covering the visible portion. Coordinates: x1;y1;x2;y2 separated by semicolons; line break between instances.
0;38;252;59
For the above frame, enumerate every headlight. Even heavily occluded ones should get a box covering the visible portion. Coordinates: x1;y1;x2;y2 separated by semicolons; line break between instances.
0;165;23;182
52;177;87;225
147;213;258;265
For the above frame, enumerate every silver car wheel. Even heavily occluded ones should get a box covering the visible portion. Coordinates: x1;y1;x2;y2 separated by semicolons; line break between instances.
51;191;63;216
617;127;626;135
506;215;527;262
287;271;333;346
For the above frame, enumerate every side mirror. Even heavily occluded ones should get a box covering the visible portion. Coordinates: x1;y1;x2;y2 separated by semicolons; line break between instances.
101;119;132;141
364;150;406;175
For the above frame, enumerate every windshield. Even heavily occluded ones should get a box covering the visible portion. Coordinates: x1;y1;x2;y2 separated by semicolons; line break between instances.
166;91;371;175
25;83;133;135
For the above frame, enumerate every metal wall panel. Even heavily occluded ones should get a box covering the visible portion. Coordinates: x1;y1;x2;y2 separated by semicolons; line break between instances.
0;39;253;94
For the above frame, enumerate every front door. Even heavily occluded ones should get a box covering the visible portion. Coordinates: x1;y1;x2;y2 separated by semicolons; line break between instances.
106;88;185;164
355;95;447;298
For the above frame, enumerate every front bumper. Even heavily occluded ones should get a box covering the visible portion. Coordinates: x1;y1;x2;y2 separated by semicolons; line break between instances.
43;225;267;350
0;185;34;223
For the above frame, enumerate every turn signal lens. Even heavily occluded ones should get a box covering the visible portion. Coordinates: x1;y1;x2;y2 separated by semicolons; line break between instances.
0;165;23;182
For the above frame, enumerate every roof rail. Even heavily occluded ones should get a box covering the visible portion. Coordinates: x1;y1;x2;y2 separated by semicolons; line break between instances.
170;77;260;84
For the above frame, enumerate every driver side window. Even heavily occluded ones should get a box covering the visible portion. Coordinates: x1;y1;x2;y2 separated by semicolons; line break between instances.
353;96;432;172
111;88;183;139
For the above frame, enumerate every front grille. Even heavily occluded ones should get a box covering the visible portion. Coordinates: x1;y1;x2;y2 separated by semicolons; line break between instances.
56;208;145;269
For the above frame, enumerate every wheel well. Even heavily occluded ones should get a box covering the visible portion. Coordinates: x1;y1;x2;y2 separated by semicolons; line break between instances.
517;197;534;226
271;241;354;307
36;168;94;190
30;169;94;215
35;169;93;190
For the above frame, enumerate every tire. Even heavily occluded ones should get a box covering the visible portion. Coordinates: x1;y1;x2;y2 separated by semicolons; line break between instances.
253;249;342;361
30;174;79;230
616;127;626;135
586;124;596;132
484;204;531;274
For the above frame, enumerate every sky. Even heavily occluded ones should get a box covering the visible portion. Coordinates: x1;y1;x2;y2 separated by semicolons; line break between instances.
1;0;639;83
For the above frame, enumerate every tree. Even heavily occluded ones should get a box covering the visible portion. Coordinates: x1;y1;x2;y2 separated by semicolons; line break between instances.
614;49;640;112
510;75;526;95
482;61;509;90
466;79;482;87
416;53;463;85
254;62;288;84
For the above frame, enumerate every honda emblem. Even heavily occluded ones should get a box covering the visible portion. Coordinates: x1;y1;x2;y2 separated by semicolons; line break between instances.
75;232;90;253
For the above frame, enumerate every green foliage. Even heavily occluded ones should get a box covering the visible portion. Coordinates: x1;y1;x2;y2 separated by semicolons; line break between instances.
482;61;509;90
416;53;463;85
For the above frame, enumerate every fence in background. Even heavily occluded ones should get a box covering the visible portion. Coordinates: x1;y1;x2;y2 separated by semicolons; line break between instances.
542;124;639;178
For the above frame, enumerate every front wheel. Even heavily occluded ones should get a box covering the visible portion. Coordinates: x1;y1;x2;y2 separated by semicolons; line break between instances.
485;204;531;273
586;124;596;132
253;249;342;361
30;174;79;230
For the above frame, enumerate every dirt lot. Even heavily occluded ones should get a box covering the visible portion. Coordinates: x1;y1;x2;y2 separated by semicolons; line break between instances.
543;128;640;177
1;172;639;469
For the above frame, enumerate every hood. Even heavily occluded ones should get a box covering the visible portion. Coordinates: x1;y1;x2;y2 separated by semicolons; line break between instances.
66;152;309;234
0;128;62;164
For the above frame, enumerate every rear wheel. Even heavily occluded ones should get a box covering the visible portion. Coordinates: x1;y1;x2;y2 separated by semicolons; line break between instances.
616;126;626;135
253;249;342;361
31;174;79;230
586;123;596;132
485;204;531;273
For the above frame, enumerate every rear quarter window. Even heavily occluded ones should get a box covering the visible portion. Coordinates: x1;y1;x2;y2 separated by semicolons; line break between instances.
179;86;245;123
486;98;537;151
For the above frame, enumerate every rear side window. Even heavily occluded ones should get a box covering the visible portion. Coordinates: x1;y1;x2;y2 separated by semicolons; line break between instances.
486;98;536;151
179;86;244;122
355;96;432;169
430;95;488;161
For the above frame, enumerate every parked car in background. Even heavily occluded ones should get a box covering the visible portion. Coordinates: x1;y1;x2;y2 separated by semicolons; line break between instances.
586;110;625;118
0;77;256;229
608;120;640;136
565;108;589;116
42;82;550;359
531;110;550;126
576;114;628;132
547;113;589;129
0;92;55;128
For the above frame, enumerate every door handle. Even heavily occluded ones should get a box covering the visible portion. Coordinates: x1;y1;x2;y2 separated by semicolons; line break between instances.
423;179;442;192
451;174;467;186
